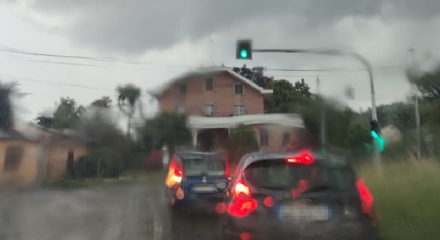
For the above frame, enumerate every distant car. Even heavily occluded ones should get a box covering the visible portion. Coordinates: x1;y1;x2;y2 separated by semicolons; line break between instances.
219;150;380;240
165;151;231;214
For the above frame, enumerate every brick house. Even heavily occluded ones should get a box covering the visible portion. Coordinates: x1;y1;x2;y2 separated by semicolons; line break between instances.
143;67;305;152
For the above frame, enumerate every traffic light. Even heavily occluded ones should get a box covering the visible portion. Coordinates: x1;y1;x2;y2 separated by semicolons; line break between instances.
370;120;385;152
236;40;252;60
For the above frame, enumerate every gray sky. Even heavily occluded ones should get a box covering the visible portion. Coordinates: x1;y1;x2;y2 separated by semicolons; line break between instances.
1;0;440;126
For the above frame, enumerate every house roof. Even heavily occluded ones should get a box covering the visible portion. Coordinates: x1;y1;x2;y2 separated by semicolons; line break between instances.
15;124;95;143
146;67;274;97
0;128;34;142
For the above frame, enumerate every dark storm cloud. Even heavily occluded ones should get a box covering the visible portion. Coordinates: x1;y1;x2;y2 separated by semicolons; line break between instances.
25;0;390;53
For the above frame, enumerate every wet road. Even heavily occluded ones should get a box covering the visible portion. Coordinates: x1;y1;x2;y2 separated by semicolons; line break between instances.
0;184;220;240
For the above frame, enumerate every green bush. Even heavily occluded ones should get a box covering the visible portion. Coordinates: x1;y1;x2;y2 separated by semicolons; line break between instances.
226;124;259;164
73;152;124;179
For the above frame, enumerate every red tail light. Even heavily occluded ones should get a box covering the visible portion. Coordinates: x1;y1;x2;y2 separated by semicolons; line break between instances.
356;179;374;216
165;159;183;187
174;168;183;177
227;181;257;217
233;182;251;198
286;150;314;164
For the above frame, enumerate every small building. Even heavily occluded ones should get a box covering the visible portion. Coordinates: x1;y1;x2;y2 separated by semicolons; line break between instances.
0;124;91;186
0;128;40;186
137;67;305;153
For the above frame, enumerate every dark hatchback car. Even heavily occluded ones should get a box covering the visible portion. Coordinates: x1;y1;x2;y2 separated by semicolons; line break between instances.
219;150;380;240
165;151;231;213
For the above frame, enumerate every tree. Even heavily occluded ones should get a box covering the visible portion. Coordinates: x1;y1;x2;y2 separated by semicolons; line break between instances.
51;97;85;129
75;109;130;178
297;96;355;152
90;96;112;108
34;115;54;128
116;84;141;137
232;65;273;88
347;123;371;156
226;124;259;165
0;82;26;129
408;65;440;101
266;80;301;113
143;112;192;159
389;103;414;132
0;82;15;129
294;79;312;99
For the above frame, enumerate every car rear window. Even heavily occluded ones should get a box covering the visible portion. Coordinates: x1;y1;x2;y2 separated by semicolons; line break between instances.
183;158;225;177
243;159;356;191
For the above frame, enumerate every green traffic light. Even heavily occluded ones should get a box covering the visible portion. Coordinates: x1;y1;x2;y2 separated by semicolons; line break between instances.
371;131;385;152
240;49;248;58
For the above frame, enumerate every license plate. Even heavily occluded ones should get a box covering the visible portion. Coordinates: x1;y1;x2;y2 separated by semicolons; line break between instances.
193;185;216;192
280;204;331;221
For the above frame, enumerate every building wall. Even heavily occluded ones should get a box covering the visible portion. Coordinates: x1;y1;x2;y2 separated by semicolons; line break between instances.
46;140;89;181
0;140;39;185
157;72;265;116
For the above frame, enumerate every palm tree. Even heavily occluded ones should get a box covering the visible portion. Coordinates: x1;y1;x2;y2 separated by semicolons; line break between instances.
116;84;141;137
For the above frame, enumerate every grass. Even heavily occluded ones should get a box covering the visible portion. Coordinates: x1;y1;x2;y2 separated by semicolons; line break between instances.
356;160;440;240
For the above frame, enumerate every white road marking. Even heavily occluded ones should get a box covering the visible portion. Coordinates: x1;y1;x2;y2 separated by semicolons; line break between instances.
148;197;163;240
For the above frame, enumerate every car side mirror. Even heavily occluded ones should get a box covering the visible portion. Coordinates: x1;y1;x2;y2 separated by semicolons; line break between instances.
216;182;228;191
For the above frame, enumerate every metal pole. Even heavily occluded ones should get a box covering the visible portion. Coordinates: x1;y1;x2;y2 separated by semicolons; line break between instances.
317;75;326;153
252;48;380;166
409;48;421;161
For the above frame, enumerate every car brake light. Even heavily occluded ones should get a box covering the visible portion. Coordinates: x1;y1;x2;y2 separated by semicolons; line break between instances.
233;182;251;198
286;150;314;164
174;168;183;177
165;159;183;187
356;179;374;216
226;181;257;218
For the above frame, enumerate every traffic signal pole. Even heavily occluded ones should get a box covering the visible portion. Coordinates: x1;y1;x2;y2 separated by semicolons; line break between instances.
247;47;382;171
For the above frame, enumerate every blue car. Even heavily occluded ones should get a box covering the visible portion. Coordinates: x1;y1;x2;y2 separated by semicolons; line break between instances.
165;151;231;214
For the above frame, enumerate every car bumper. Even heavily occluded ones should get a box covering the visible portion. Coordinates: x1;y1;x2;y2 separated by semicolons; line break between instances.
224;229;381;240
171;192;223;212
223;217;381;240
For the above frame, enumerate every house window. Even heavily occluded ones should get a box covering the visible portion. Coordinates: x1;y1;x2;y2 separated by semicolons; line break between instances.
205;77;214;91
204;104;215;117
178;84;187;94
233;104;245;115
259;128;269;146
282;132;290;146
234;83;244;95
3;146;24;172
176;105;186;114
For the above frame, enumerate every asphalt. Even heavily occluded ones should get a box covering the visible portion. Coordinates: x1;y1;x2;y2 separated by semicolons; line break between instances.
0;184;220;240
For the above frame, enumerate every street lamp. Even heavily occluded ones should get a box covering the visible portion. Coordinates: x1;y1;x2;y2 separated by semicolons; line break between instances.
408;48;421;161
235;40;381;169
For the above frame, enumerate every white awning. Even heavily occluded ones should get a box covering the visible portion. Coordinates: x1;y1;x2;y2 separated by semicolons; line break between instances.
131;113;305;130
187;114;305;130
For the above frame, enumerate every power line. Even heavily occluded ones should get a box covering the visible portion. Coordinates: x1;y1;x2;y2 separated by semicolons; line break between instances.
0;43;192;68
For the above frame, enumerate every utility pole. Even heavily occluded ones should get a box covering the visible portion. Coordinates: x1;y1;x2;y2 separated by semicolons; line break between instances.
210;38;214;66
317;75;326;154
409;48;421;161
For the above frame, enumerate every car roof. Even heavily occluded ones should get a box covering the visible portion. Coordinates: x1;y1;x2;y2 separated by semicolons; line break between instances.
240;151;349;168
175;151;224;161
